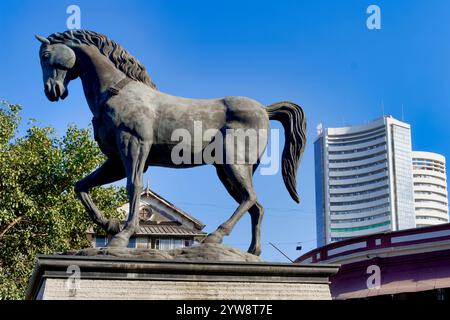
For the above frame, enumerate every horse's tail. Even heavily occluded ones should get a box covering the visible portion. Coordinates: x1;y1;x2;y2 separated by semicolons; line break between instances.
265;101;307;203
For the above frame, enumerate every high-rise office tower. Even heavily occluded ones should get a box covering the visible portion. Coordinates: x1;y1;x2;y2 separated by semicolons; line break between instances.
412;151;449;227
315;116;417;247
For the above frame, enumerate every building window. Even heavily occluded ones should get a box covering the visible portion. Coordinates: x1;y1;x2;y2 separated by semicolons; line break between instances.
330;220;391;233
127;237;136;249
173;239;183;248
136;237;149;249
95;236;108;247
328;142;386;155
329;150;386;164
159;239;172;250
156;238;191;250
329;168;387;181
331;211;390;223
330;193;389;206
331;203;390;215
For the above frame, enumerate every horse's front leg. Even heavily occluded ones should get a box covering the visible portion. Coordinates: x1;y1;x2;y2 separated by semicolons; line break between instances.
108;133;150;248
75;157;126;235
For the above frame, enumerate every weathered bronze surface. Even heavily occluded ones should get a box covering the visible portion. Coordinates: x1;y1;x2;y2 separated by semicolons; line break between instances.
36;30;306;255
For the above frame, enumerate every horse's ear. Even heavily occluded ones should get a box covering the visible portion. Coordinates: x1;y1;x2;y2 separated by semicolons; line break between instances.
35;35;50;44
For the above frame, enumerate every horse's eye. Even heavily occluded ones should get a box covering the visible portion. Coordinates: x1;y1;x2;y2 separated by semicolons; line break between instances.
42;53;50;60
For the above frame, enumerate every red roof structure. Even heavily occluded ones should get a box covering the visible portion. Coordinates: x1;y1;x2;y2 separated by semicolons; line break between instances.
296;223;450;299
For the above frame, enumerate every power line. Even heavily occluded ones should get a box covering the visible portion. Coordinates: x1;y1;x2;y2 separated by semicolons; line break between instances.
226;242;313;247
176;201;317;215
224;238;317;246
268;242;294;262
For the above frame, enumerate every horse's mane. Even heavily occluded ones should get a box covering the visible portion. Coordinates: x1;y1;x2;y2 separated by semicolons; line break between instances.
46;30;157;89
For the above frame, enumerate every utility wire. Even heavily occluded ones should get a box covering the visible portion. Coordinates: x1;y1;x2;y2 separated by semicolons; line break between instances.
268;242;294;263
177;201;317;215
225;238;317;246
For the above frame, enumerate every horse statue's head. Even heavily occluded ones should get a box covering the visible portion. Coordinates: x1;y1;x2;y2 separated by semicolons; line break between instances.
36;30;157;102
36;35;78;101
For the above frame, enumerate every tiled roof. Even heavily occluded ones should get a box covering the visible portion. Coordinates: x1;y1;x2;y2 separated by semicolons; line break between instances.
141;188;205;230
87;223;206;237
87;221;207;237
136;224;206;236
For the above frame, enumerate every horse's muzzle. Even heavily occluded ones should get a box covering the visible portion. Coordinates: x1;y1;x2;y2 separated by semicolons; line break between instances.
45;80;68;102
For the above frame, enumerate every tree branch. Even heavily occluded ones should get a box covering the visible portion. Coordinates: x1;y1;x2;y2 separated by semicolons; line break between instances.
0;216;23;238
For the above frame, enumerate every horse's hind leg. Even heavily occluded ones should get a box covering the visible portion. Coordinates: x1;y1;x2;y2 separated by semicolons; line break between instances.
75;157;125;236
248;202;264;255
212;165;263;255
204;163;257;246
248;164;264;255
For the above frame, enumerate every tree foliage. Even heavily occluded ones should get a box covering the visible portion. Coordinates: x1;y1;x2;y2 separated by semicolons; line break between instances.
0;101;127;299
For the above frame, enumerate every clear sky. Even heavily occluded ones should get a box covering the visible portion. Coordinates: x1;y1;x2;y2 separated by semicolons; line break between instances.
1;0;449;261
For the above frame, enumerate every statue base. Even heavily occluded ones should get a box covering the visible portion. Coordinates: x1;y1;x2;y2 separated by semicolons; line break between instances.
26;244;339;300
60;243;262;263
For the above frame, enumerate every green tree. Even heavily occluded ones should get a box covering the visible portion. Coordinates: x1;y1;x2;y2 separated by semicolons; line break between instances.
0;101;127;299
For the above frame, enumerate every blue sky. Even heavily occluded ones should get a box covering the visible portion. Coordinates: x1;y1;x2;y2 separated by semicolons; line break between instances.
1;0;449;261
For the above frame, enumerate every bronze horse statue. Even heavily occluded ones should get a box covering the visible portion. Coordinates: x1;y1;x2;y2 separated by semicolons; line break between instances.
36;30;306;255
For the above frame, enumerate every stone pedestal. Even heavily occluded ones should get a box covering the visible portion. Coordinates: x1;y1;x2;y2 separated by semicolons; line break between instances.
26;245;339;300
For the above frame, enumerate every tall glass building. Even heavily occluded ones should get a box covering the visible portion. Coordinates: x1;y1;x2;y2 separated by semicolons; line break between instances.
412;151;449;227
315;116;417;246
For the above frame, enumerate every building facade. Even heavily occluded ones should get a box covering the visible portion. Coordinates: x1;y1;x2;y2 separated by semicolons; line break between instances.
412;151;449;227
315;116;417;246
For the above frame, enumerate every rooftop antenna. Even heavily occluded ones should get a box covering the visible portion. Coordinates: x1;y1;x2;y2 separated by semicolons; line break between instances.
269;242;294;263
144;178;150;195
316;123;323;136
401;104;405;121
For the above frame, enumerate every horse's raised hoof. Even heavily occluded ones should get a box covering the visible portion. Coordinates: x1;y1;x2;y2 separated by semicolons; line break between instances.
105;218;121;235
107;234;129;248
247;245;261;256
202;232;224;244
